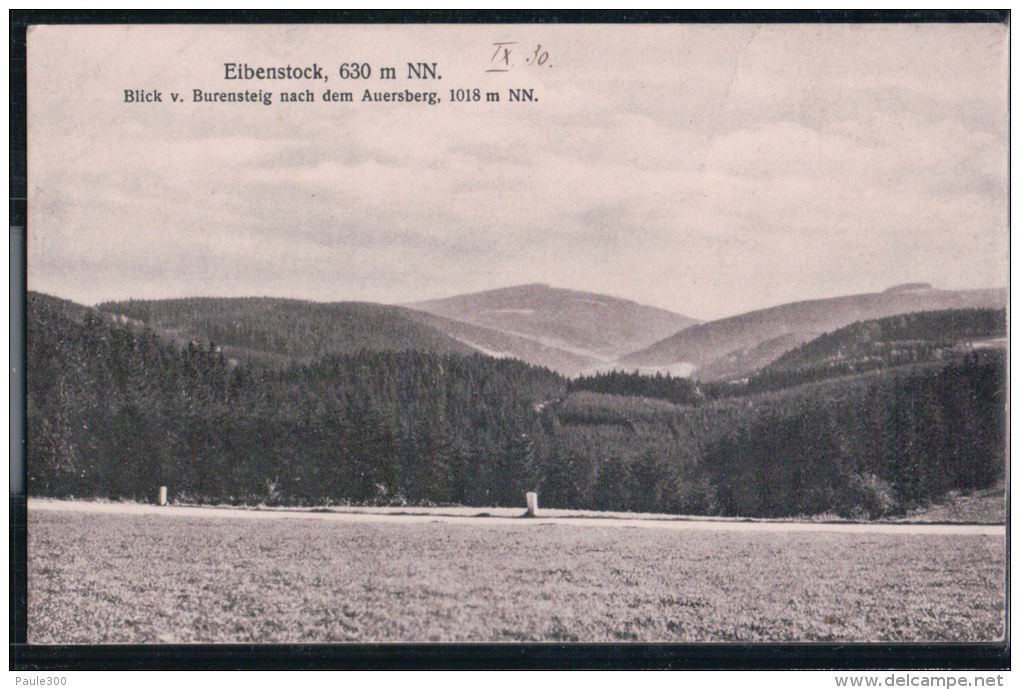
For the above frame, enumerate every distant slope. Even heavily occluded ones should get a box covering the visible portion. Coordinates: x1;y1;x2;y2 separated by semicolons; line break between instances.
405;309;601;374
620;285;1007;381
691;333;809;383
766;308;1007;373
98;297;477;366
408;284;698;366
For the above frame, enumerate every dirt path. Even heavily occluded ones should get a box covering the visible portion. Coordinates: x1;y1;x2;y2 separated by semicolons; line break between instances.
27;499;1005;536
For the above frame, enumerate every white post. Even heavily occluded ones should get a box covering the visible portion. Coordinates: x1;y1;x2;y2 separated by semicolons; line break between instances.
158;486;168;506
526;491;538;517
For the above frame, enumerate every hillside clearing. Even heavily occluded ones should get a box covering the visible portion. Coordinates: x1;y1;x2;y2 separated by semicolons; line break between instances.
29;508;1004;643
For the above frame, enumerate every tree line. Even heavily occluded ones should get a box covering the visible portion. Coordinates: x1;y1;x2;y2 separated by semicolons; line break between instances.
27;293;1006;518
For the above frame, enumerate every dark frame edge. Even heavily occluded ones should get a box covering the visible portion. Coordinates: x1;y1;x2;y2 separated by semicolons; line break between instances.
8;641;1012;671
7;9;1012;26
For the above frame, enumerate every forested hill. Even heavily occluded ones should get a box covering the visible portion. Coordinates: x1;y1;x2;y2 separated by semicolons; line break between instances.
26;291;94;323
619;286;1006;380
766;308;1007;373
571;308;1008;403
553;351;1004;517
97;296;478;366
28;292;565;505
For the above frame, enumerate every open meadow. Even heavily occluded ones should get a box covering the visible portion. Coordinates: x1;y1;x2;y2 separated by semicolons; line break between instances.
28;506;1005;643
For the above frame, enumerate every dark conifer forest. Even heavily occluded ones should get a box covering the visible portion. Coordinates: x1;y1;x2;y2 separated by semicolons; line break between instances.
26;292;1007;518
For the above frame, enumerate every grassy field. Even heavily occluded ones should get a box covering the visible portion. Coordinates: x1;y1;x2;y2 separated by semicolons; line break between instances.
28;510;1005;643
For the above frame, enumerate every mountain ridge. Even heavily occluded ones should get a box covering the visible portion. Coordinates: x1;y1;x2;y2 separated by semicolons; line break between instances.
407;283;699;369
95;295;478;366
619;286;1007;381
37;283;1008;380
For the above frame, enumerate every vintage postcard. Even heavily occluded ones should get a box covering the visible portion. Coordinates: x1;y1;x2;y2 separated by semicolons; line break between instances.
22;19;1007;649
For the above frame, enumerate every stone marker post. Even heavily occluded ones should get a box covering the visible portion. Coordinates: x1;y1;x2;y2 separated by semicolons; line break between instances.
158;486;168;506
526;491;538;517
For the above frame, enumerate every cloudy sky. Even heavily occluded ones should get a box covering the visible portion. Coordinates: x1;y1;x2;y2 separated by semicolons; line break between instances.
27;23;1007;320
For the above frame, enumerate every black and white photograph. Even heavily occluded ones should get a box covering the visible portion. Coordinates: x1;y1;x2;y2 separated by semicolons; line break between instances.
15;14;1009;659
